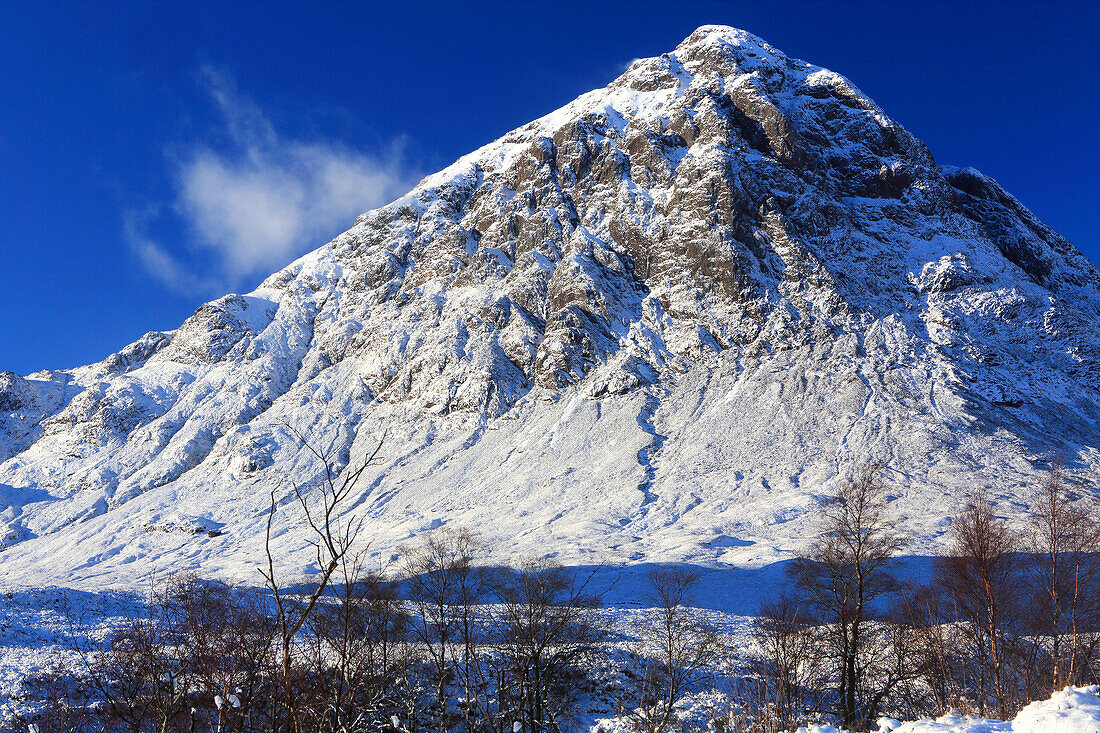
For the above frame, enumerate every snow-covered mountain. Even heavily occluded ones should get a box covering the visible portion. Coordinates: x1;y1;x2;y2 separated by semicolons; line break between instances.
2;26;1099;589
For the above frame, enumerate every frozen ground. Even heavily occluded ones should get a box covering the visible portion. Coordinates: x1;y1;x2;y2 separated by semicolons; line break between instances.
0;586;138;722
0;579;754;727
888;686;1100;733
6;583;1100;733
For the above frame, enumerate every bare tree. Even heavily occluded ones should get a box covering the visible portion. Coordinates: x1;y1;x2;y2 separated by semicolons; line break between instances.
402;527;481;733
259;426;384;731
632;567;722;732
60;573;279;733
307;553;409;733
449;533;483;731
485;559;603;733
752;593;822;731
935;489;1022;717
73;578;198;733
7;656;99;733
870;594;940;723
891;580;966;717
1025;458;1100;691
789;464;905;729
161;575;277;732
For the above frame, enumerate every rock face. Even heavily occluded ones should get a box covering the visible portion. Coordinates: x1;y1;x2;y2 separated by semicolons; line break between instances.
2;26;1099;587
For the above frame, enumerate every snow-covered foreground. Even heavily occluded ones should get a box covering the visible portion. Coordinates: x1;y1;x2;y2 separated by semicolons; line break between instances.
595;686;1100;733
0;587;138;722
3;584;1100;733
884;686;1100;733
0;581;753;723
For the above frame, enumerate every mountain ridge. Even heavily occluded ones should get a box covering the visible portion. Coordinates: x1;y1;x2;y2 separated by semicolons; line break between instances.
2;25;1098;588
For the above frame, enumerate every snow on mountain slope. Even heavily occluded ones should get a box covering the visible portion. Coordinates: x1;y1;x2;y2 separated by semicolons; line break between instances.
2;26;1099;589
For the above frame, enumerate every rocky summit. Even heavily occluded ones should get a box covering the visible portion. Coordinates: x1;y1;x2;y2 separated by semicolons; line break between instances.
2;26;1098;588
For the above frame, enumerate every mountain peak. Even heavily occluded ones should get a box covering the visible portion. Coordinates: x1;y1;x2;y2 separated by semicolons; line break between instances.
2;28;1099;587
674;24;781;55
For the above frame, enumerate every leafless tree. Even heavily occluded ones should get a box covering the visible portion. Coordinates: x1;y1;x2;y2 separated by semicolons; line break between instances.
158;575;277;732
935;489;1023;717
81;583;194;733
1026;458;1100;692
12;657;100;733
485;559;603;733
630;567;722;732
305;553;409;733
890;580;966;717
752;593;822;731
788;463;906;729
871;592;942;723
58;574;278;732
401;527;481;733
258;426;385;731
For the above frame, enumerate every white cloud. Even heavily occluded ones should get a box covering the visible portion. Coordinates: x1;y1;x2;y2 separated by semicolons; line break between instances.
128;67;420;294
124;208;225;297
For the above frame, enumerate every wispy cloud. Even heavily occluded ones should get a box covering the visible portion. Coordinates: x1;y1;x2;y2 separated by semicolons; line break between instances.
124;208;224;295
128;67;420;296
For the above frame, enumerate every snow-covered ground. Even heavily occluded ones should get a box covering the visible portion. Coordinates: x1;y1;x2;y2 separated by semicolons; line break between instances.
0;587;138;722
887;686;1100;733
3;581;1100;733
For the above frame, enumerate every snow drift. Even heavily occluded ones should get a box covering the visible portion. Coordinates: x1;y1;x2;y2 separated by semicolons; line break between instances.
890;686;1100;733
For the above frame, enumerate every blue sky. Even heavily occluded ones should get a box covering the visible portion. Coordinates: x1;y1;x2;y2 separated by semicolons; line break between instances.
1;1;1097;375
